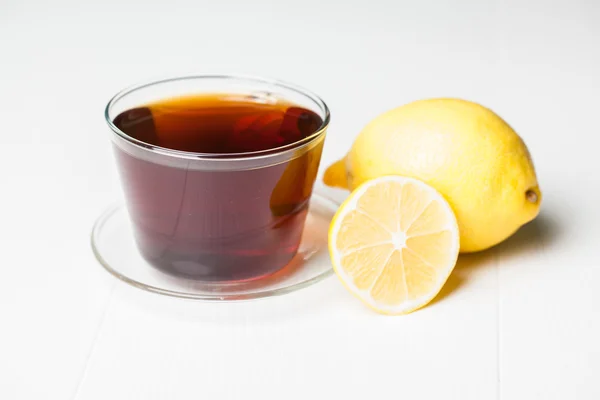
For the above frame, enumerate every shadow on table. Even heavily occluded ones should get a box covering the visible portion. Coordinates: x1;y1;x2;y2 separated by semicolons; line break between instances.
431;211;562;306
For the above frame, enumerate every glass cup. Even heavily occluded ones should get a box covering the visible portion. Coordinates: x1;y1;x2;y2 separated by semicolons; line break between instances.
105;75;330;282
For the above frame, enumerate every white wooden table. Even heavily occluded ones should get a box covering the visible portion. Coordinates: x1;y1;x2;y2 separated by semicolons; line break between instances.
1;0;599;398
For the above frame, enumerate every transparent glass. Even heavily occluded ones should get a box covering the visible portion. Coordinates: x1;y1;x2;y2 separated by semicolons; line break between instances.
91;191;338;300
103;75;330;283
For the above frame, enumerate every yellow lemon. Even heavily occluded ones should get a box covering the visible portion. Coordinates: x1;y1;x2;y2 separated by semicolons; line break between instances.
324;98;541;253
329;176;459;315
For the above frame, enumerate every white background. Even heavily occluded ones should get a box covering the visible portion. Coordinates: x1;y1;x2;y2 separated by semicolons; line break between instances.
1;0;599;399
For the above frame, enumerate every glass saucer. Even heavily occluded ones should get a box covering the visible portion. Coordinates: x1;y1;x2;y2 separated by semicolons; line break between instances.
91;191;340;301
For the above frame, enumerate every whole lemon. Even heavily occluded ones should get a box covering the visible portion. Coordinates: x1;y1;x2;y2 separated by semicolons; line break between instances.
324;98;541;253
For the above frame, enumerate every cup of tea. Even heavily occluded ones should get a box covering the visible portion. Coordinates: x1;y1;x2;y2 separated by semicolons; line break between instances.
105;75;330;282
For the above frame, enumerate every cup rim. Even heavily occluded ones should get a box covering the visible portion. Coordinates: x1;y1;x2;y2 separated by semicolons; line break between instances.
104;74;330;161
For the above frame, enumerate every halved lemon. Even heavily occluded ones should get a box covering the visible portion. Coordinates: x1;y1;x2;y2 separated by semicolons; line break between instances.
329;176;460;315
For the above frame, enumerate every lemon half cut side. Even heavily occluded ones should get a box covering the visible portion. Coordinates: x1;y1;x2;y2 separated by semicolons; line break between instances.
329;176;460;315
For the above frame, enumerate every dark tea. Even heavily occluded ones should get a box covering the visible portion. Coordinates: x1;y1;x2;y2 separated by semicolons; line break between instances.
112;94;325;281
